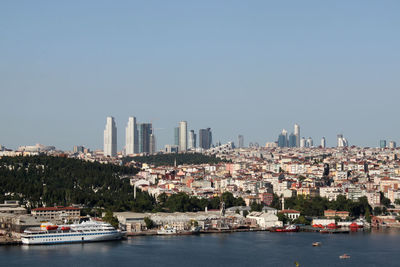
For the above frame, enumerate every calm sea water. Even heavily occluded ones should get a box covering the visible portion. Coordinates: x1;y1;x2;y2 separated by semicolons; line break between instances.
1;230;400;267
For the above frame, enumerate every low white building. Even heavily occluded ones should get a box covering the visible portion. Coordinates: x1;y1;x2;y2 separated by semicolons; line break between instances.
246;211;283;229
311;218;335;226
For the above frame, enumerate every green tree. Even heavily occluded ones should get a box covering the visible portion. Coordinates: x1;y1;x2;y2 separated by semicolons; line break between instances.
293;215;310;225
277;213;288;224
373;206;382;215
103;210;119;229
250;201;263;212
144;217;155;229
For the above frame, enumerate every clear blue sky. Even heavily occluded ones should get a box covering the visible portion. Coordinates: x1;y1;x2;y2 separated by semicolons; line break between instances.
1;1;400;150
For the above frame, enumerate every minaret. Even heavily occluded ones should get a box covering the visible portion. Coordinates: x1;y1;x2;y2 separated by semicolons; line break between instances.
281;197;285;211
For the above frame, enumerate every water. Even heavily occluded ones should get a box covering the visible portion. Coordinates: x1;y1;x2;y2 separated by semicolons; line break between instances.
2;230;400;267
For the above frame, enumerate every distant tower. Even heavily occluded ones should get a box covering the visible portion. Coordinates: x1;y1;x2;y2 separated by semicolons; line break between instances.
199;128;212;149
294;124;300;147
389;141;397;149
337;134;348;147
125;116;138;155
278;129;288;147
281;197;285;211
380;140;387;149
300;137;306;148
150;133;156;154
289;133;297;147
306;137;313;148
188;130;196;149
238;135;244;148
104;116;117;157
174;127;180;146
179;121;188;152
321;137;326;148
138;123;152;153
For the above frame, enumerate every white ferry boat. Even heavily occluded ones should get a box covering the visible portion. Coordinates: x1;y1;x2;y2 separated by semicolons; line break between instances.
21;220;124;245
157;226;177;235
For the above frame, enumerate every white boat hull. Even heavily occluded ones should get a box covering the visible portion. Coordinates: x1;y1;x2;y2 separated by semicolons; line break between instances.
21;231;124;245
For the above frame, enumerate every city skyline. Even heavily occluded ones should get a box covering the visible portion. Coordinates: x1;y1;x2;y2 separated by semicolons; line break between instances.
2;116;400;151
2;2;400;150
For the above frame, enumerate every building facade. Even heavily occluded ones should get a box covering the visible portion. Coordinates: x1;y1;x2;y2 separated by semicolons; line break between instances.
104;116;117;157
138;123;152;153
125;116;138;155
199;128;212;149
179;121;188;152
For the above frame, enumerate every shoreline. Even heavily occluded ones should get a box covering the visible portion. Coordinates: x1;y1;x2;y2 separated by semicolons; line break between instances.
0;226;384;246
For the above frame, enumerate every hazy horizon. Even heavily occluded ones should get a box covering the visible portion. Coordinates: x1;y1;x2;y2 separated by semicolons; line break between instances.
1;1;400;151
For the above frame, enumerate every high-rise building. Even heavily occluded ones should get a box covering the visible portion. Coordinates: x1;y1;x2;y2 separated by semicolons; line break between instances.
238;135;244;148
306;137;313;148
125;116;138;155
379;140;387;148
174;127;180;146
321;137;326;148
188;130;196;149
179;121;188;152
138;123;152;153
337;134;348;147
294;124;300;147
389;141;397;149
150;133;156;154
73;145;84;154
104;116;117;157
300;137;306;148
288;133;297;147
277;129;288;147
199;128;212;149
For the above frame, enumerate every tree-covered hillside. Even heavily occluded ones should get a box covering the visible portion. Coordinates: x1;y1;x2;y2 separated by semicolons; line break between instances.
124;153;230;167
0;156;154;211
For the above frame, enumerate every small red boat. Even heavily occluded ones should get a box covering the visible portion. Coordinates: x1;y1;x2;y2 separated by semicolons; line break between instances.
349;222;362;229
61;226;70;231
275;225;299;232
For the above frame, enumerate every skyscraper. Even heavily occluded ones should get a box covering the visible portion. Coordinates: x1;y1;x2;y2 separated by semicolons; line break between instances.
300;137;306;148
104;116;117;157
306;137;313;148
138;123;152;153
337;134;348;147
179;121;188;152
380;140;387;148
288;133;296;147
125;116;138;155
321;137;326;148
238;135;244;148
277;129;288;147
199;128;212;149
389;141;397;149
188;130;196;149
150;133;156;154
174;127;180;146
294;124;300;147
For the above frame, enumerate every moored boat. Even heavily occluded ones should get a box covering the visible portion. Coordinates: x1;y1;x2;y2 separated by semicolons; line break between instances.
312;242;321;246
275;225;299;232
339;254;351;259
21;220;124;245
157;226;177;235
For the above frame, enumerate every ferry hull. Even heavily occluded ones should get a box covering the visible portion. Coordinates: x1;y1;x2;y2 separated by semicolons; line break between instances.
21;231;124;245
